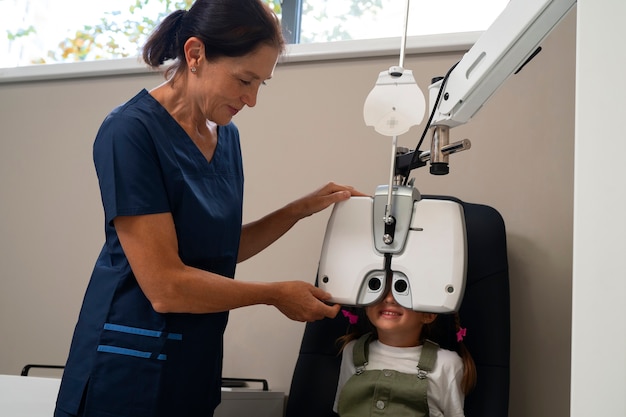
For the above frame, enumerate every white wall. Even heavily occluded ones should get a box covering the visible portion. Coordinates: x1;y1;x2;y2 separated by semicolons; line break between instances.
0;9;580;417
570;1;626;416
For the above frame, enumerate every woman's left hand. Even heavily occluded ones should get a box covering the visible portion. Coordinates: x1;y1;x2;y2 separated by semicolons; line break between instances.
289;182;369;220
238;182;368;262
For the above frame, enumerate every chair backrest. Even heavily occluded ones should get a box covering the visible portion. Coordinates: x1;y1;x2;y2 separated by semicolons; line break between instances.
285;196;510;417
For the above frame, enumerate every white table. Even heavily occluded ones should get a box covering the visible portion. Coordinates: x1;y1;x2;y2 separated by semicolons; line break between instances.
0;375;284;417
0;374;61;416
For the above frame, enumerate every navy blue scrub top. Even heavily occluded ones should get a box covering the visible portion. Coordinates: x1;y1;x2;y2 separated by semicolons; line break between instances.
55;90;244;417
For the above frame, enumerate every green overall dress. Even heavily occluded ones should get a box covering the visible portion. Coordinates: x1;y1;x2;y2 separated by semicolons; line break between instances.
337;333;439;417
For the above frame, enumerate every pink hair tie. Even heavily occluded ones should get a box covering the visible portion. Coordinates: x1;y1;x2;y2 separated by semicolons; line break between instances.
456;327;467;342
342;309;359;325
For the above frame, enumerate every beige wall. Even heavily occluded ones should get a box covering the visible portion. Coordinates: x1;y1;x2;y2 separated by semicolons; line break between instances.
0;10;576;417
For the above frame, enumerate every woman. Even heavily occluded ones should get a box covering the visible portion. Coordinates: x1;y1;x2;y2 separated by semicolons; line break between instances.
54;1;364;416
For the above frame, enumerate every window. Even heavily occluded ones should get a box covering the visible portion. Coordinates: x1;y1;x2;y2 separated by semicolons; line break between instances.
282;0;508;44
0;0;197;67
1;0;507;81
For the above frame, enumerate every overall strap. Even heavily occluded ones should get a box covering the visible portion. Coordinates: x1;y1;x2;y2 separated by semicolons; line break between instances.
416;339;439;378
340;337;438;417
409;340;438;417
351;333;374;374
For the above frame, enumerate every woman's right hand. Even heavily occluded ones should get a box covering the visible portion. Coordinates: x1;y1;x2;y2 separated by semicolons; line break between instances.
271;281;341;322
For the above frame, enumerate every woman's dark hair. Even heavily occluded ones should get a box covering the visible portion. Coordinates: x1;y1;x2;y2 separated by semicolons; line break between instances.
142;0;285;79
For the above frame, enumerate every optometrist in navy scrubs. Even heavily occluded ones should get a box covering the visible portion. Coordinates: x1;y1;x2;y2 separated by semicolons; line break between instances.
53;1;364;416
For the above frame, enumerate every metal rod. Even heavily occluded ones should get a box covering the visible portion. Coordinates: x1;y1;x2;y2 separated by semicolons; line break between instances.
398;0;411;68
385;135;399;224
418;138;472;162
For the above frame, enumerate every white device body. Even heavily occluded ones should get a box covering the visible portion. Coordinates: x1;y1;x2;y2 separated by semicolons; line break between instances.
431;0;576;128
363;68;426;136
318;196;467;313
317;0;577;313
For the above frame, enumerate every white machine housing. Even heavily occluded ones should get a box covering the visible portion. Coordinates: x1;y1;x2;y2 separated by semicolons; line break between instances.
431;0;576;128
317;0;577;312
318;191;467;313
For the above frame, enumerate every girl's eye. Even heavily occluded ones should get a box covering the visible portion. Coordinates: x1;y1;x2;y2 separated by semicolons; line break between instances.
240;79;252;86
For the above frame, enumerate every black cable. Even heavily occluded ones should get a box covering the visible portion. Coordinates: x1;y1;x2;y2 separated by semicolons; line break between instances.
402;61;459;185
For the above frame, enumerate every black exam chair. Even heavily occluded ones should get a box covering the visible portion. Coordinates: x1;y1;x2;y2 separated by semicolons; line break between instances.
285;196;510;417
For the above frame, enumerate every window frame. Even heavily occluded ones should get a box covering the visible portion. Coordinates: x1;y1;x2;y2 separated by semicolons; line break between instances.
0;31;480;84
280;0;302;44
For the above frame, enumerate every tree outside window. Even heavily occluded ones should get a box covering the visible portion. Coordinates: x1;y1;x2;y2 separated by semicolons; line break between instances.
1;0;506;69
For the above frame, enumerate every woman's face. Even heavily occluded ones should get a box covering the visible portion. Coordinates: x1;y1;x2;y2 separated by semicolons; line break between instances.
191;43;280;125
366;289;437;347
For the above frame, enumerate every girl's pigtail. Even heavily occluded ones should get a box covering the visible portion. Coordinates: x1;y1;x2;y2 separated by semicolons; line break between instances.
454;312;477;394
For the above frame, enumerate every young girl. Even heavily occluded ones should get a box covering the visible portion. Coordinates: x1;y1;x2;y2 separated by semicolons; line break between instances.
333;286;476;417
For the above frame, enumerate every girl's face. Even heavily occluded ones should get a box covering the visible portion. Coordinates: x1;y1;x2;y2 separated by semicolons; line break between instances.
189;42;279;125
365;289;437;347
